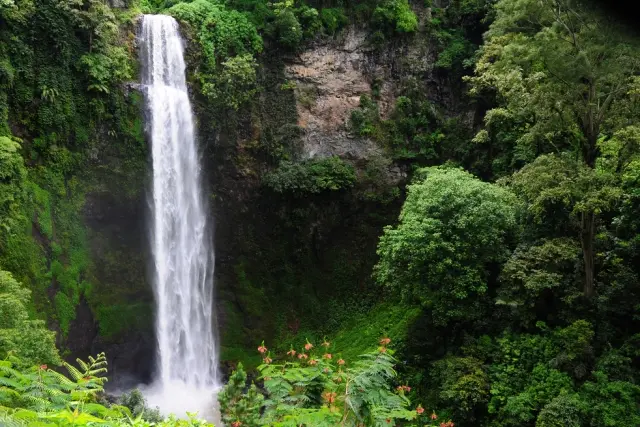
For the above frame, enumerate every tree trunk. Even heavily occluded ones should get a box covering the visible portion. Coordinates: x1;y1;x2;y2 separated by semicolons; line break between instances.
579;82;598;297
580;211;596;297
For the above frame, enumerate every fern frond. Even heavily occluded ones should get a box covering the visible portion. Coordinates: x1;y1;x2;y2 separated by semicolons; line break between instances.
75;358;89;373
62;362;83;381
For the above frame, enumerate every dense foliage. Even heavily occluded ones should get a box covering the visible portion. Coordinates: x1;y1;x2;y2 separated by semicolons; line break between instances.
1;0;640;425
375;166;518;326
218;338;451;426
263;156;356;195
370;1;640;426
0;352;215;426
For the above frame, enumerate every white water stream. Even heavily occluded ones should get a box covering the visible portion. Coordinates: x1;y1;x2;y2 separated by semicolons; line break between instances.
139;14;219;419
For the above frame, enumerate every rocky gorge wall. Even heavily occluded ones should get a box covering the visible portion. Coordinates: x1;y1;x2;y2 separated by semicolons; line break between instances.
195;12;477;370
62;1;478;383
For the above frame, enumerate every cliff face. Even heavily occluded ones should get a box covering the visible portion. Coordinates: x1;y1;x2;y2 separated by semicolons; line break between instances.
196;16;473;370
67;9;474;381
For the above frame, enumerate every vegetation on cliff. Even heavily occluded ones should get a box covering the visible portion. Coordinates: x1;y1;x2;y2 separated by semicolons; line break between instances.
1;0;640;425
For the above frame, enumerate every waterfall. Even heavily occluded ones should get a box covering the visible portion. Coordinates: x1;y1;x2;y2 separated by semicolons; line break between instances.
139;14;219;417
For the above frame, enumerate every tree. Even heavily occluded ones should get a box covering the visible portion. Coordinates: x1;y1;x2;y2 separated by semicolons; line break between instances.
500;154;622;312
374;166;518;326
218;363;263;427
0;270;60;367
467;0;640;296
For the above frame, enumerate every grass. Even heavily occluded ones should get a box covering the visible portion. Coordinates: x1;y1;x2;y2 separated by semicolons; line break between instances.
329;302;421;362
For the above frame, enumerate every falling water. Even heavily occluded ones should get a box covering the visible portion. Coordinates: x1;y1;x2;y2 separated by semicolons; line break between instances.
139;14;219;417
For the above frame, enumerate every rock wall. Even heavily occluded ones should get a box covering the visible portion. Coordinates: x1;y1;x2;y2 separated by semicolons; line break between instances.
198;16;473;369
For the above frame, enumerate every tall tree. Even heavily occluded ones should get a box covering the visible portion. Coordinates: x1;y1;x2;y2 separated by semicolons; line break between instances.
468;0;640;296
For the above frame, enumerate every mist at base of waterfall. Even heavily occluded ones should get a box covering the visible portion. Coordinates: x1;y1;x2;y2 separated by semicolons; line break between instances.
141;381;222;425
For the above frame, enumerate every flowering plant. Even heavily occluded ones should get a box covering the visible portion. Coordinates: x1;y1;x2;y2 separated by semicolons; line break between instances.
218;339;453;426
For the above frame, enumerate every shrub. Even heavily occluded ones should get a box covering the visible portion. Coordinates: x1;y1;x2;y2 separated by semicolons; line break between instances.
320;8;348;35
372;0;418;35
263;156;357;195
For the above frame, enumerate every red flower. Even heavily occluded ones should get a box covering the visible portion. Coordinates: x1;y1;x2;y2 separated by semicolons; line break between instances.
304;342;313;351
337;358;345;365
396;385;411;392
431;412;438;420
39;365;47;370
416;405;424;415
298;353;308;359
287;348;296;356
257;345;267;354
440;423;447;427
231;421;242;427
323;353;332;359
379;337;391;346
386;419;391;423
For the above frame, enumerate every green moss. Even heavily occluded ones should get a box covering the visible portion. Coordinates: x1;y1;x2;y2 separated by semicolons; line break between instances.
54;292;75;337
330;302;421;361
96;303;153;340
220;300;264;370
28;182;53;240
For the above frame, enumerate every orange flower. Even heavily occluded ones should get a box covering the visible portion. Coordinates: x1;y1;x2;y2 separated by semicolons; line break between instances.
258;344;267;354
379;337;391;346
304;342;313;351
298;352;308;359
263;356;272;364
323;353;332;359
396;385;411;392
309;359;318;366
416;405;424;415
322;340;331;348
231;421;242;427
322;391;337;403
378;346;388;353
337;358;345;365
287;348;296;356
323;367;329;373
264;376;271;381
431;412;438;420
334;376;343;383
